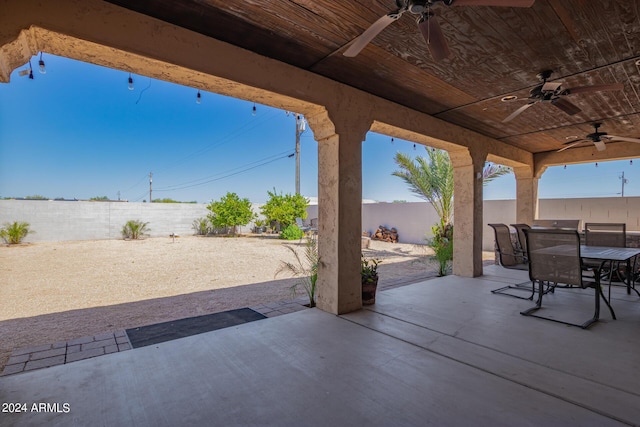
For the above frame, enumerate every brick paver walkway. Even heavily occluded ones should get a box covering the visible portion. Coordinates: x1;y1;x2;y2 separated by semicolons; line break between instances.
1;271;441;377
2;331;131;376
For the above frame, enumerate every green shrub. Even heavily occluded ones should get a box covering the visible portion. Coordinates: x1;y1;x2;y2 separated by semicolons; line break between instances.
280;224;304;240
428;222;453;276
260;189;309;229
122;220;150;240
0;221;33;244
192;217;211;236
206;192;256;236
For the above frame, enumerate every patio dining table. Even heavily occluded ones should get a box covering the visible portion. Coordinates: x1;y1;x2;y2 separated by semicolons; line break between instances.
526;242;640;325
580;245;640;297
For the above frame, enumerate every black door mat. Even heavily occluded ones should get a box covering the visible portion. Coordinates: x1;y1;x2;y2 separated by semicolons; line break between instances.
126;308;266;349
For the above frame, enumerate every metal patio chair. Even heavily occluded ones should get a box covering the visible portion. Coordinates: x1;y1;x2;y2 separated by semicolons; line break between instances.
532;219;580;230
584;222;634;296
510;223;531;259
295;217;317;242
488;223;533;299
584;222;626;248
520;228;615;329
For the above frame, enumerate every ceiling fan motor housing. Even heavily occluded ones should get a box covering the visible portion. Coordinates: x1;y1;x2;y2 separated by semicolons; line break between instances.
407;0;429;14
529;85;558;101
588;123;606;141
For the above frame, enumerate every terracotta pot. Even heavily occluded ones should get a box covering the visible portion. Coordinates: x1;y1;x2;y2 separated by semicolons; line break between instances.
362;276;378;305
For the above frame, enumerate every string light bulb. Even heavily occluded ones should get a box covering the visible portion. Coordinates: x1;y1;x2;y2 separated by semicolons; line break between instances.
391;137;394;144
252;103;257;116
128;73;134;91
631;159;634;166
595;162;599;168
564;165;567;169
196;90;202;105
38;52;46;74
413;143;416;150
28;60;34;79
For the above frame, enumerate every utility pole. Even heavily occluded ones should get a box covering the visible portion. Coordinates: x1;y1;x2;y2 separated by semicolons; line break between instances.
294;114;306;195
117;191;121;201
619;171;628;197
149;172;153;203
295;114;301;195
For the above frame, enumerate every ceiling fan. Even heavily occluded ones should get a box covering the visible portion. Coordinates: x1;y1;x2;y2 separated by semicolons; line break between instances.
502;70;624;123
557;123;640;152
343;0;535;60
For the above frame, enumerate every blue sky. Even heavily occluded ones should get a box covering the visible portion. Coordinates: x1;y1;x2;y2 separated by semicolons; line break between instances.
0;54;637;204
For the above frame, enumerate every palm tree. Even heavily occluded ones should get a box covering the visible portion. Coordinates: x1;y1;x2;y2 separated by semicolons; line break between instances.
275;236;319;307
393;149;455;227
393;148;511;224
393;147;511;275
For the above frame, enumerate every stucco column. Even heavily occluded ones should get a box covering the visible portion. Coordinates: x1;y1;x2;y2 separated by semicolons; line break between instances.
449;148;486;277
513;166;541;224
306;107;372;315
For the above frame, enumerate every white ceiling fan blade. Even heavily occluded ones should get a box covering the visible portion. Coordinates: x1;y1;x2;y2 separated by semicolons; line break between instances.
593;140;607;151
343;13;401;57
605;135;640;144
541;82;562;92
502;102;535;123
557;139;585;152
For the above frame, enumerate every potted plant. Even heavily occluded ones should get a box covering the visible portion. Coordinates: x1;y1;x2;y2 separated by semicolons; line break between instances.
361;255;381;305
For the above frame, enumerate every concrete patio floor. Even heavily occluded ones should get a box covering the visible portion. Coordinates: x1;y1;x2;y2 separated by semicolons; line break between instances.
1;265;639;426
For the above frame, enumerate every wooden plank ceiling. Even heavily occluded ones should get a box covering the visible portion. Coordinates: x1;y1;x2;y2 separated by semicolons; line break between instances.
106;0;640;155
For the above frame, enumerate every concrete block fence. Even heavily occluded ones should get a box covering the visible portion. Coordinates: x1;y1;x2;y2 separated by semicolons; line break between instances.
0;200;210;242
2;197;640;250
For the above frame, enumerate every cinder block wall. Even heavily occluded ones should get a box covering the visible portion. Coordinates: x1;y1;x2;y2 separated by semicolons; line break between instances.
309;197;640;249
307;202;440;245
0;200;210;242
3;197;640;246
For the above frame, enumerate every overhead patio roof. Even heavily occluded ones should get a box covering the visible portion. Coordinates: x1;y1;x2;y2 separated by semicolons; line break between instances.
101;0;640;160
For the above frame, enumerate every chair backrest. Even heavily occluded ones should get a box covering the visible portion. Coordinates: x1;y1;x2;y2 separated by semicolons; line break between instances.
488;223;524;267
524;228;584;287
510;223;531;253
295;217;304;227
584;223;626;248
532;219;580;230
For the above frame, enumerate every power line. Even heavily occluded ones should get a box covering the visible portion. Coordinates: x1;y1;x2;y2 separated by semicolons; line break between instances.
155;150;293;190
130;190;150;202
121;108;280;196
123;173;150;192
153;109;281;176
153;151;294;192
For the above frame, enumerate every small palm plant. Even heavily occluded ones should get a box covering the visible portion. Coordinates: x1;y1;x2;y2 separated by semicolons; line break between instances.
0;221;33;244
121;220;150;240
192;217;211;236
275;236;319;307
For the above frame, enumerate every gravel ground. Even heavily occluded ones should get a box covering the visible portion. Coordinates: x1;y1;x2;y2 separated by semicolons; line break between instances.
0;235;453;371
